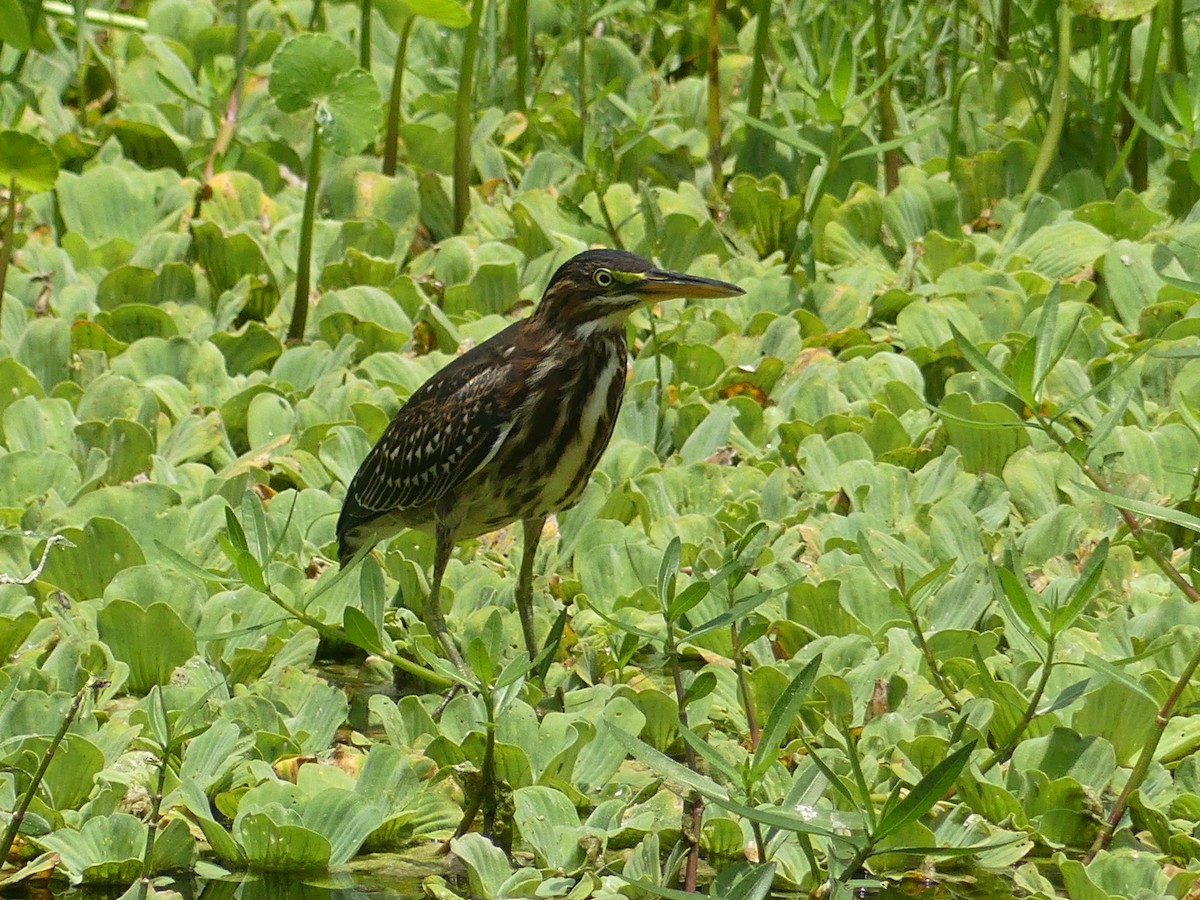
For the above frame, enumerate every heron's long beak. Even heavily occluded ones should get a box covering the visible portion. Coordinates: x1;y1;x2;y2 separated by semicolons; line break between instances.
636;268;745;300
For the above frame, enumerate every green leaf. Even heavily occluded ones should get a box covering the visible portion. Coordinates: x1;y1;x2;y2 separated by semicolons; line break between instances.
269;35;382;155
0;0;32;50
750;655;822;781
666;581;709;624
97;601;197;694
1030;284;1066;396
872;741;976;843
1082;653;1160;705
991;562;1050;643
1069;0;1161;19
0;130;59;192
1050;538;1108;635
269;34;358;113
1075;482;1200;534
948;322;1020;400
657;536;682;613
377;0;471;27
679;670;717;710
343;606;386;654
512;786;585;871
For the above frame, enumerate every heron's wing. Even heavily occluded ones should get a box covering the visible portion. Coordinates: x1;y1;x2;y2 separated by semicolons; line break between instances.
336;323;525;537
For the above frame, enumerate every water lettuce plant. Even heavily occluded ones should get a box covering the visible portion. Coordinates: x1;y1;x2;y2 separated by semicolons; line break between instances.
1;0;1200;898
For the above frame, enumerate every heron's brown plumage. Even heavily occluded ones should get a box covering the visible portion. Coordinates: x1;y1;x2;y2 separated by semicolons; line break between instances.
335;249;744;662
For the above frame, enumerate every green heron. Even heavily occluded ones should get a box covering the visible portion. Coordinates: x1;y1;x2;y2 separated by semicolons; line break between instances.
336;249;744;666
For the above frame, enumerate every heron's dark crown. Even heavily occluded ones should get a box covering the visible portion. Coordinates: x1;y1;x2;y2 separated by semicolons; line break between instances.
532;249;655;331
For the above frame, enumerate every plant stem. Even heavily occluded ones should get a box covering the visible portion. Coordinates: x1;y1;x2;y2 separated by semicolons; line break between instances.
480;690;498;834
287;119;322;344
1040;418;1200;605
1086;640;1200;861
204;0;248;181
42;0;147;30
871;0;899;191
0;179;16;323
745;0;770;119
74;0;88;129
1094;20;1130;180
136;711;172;900
664;623;702;891
733;625;760;749
359;0;372;71
1127;0;1165;191
1021;0;1071;205
383;17;413;177
0;682;88;863
511;0;529;113
706;0;723;194
267;579;450;686
739;0;771;172
453;0;485;233
978;641;1055;774
946;0;963;174
1026;417;1200;856
576;0;587;142
905;599;962;712
995;0;1011;61
595;182;623;249
1167;0;1185;75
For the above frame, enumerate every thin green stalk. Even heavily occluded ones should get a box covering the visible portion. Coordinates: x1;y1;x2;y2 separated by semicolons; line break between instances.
1086;643;1200;861
204;0;248;181
360;0;372;71
995;0;1011;61
287;120;322;344
512;0;528;113
1021;0;1071;205
0;179;16;322
453;0;485;233
383;17;414;176
0;682;88;863
706;0;723;193
136;714;172;900
1167;0;1185;75
74;0;87;129
480;690;498;834
3;49;30;83
804;120;842;220
268;576;449;686
733;626;760;748
871;0;899;191
738;0;771;172
594;183;623;249
663;619;702;892
42;0;147;30
905;598;962;712
576;0;587;141
1042;399;1200;862
745;0;770;118
1094;21;1130;179
945;0;963;173
648;316;667;456
977;643;1055;775
1127;0;1165;191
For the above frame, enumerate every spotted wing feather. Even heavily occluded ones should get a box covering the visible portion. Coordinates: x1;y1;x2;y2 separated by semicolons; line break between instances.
337;323;524;546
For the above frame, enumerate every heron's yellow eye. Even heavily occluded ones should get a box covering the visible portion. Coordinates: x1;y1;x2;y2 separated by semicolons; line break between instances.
593;269;613;287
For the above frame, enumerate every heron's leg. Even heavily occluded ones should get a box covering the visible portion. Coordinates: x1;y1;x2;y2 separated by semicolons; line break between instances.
427;517;465;669
516;516;546;657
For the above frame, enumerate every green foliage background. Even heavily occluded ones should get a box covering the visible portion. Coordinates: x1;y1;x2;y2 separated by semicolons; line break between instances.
1;0;1200;897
